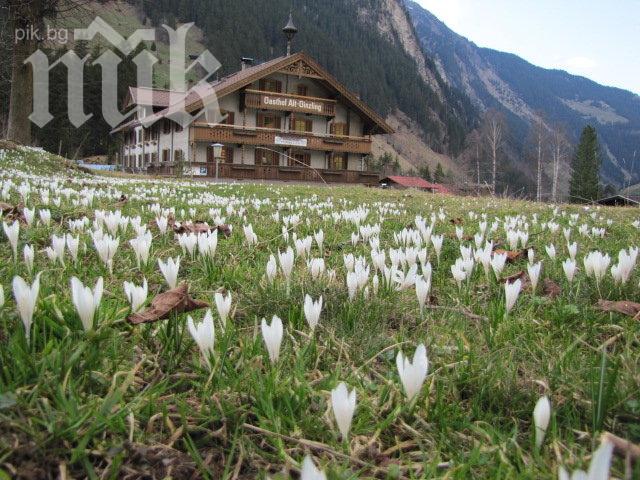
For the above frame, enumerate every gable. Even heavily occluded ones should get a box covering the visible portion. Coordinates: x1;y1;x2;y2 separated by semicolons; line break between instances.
186;52;393;135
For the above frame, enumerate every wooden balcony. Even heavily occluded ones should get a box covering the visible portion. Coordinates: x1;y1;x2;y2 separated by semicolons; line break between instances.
192;124;372;155
244;89;336;116
146;162;380;185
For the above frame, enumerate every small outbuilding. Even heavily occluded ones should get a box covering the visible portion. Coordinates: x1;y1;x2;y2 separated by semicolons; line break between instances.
596;195;640;207
380;176;451;194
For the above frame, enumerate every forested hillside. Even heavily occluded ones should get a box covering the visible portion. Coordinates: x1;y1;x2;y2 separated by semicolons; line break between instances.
139;0;476;156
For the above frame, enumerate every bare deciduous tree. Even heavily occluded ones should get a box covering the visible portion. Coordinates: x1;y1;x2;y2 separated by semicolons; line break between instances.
528;113;548;202
480;109;506;196
548;123;571;203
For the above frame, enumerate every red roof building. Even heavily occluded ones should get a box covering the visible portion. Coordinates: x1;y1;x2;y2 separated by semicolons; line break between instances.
380;176;451;194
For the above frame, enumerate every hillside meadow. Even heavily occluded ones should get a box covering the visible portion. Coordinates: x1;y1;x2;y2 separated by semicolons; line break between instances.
0;147;639;479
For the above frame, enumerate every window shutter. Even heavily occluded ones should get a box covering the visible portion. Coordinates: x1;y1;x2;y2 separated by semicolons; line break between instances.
275;80;282;93
305;119;312;132
226;112;235;125
274;116;281;129
225;147;234;163
259;79;265;91
330;123;335;135
257;113;264;128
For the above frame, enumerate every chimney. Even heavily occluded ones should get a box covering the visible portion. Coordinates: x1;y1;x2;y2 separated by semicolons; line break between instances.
282;12;298;56
241;57;254;71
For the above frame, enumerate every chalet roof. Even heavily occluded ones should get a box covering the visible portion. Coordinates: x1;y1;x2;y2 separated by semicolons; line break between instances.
596;195;640;206
114;52;393;134
381;176;451;194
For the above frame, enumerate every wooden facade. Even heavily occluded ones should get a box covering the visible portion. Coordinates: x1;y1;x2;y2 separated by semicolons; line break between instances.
114;52;393;184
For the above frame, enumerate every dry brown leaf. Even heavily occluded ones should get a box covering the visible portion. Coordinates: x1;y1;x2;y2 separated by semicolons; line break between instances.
450;217;463;225
600;432;640;462
494;248;525;263
127;283;208;325
596;299;640;318
542;279;562;299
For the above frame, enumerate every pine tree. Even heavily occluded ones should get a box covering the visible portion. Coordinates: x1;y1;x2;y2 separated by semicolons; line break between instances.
419;164;432;182
434;162;445;183
569;125;601;203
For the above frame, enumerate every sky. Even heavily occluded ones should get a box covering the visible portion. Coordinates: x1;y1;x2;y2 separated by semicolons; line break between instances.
415;0;640;95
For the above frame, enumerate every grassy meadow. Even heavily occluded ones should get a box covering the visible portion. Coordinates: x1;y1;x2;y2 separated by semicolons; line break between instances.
0;147;639;479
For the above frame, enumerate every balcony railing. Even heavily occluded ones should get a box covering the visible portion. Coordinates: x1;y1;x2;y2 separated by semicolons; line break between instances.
244;89;336;116
145;162;380;185
192;124;372;155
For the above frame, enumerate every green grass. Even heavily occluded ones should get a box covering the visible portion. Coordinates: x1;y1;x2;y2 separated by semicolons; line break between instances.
0;147;639;479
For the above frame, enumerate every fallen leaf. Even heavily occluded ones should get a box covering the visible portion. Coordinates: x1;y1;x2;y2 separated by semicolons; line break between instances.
127;283;208;325
494;248;525;263
450;217;463;225
0;202;26;223
596;300;640;319
173;221;232;237
600;432;640;462
542;279;562;299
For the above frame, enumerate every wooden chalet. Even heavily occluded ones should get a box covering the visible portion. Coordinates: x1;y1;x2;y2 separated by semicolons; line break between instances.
112;15;393;185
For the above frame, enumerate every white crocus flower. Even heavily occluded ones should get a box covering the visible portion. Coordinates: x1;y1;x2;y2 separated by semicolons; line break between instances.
314;229;324;254
303;294;323;331
491;252;508;279
504;279;522;314
558;440;613;480
431;235;443;263
158;256;180;289
123;278;148;313
533;395;551;449
396;344;429;401
0;284;3;308
12;273;41;343
527;261;542;292
415;276;430;313
331;382;357;439
38;209;51;226
567;242;578;261
562;258;577;283
278;247;295;285
66;234;80;262
300;456;326;480
3;220;19;260
23;244;34;274
156;216;169;234
265;254;277;283
187;309;215;368
214;291;233;329
130;232;152;268
70;276;104;331
261;315;283;364
545;244;556;260
583;251;611;286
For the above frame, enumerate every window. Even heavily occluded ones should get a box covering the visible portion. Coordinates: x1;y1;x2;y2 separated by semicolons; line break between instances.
174;150;184;163
290;151;310;167
290;115;312;133
162;149;170;163
255;149;280;166
259;78;282;93
221;111;235;125
257;113;281;129
330;122;349;136
162;120;171;134
297;84;308;96
329;152;347;170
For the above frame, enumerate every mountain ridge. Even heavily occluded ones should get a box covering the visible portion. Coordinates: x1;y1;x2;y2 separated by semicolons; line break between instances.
405;0;640;187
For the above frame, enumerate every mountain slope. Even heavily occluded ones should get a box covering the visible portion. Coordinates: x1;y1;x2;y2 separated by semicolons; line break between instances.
406;0;640;186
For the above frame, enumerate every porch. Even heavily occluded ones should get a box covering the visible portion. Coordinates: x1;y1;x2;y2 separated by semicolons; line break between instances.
145;162;380;185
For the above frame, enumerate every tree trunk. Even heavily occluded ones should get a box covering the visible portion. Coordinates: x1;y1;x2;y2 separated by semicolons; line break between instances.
491;142;497;196
536;137;542;202
7;19;36;145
